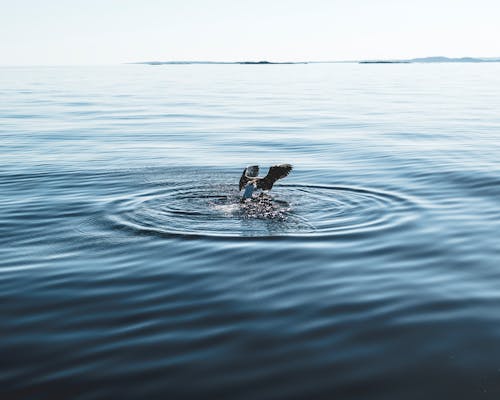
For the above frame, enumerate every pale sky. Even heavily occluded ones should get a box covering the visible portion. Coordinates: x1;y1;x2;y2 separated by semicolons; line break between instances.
1;0;499;65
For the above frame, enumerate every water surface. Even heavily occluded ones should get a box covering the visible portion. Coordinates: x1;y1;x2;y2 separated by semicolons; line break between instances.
1;64;500;399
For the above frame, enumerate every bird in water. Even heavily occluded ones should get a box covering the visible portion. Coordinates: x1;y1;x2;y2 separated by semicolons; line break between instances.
239;164;293;200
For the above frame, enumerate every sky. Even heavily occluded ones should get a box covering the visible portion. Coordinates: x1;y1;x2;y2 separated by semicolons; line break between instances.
1;0;499;65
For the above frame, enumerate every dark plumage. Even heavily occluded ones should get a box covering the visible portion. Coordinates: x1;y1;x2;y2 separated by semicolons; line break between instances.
239;164;292;198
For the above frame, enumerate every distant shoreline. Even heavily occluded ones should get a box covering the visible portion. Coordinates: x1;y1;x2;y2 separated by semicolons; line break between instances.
359;61;411;64
134;61;309;65
358;56;500;64
132;56;500;66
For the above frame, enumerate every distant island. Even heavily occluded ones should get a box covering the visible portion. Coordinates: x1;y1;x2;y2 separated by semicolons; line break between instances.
136;60;308;65
359;60;411;64
359;56;500;64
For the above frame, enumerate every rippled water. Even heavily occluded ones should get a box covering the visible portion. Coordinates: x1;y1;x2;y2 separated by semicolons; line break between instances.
2;64;500;399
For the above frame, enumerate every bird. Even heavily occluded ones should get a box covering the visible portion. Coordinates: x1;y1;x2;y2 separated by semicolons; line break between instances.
239;164;293;199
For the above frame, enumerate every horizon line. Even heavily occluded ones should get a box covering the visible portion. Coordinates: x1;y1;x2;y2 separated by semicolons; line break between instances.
2;55;500;67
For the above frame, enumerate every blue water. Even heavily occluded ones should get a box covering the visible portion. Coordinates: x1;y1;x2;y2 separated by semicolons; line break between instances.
1;64;500;399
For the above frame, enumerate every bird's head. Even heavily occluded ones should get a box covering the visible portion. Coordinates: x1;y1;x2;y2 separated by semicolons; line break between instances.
245;165;259;178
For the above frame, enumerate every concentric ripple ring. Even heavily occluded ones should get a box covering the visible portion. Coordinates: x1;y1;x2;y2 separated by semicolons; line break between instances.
79;182;420;240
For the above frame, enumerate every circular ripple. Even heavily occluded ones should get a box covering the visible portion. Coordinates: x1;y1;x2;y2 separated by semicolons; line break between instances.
92;183;417;239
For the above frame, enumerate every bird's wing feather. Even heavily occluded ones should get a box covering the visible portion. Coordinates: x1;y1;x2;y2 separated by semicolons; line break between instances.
258;164;292;190
239;165;259;190
239;169;249;190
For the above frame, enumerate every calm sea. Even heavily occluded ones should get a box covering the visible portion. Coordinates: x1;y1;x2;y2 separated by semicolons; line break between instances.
1;64;500;399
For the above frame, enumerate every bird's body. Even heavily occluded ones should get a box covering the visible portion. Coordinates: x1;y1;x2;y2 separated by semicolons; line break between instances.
239;164;292;199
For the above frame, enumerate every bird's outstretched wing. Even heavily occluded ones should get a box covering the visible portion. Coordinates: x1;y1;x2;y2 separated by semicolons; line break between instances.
258;164;292;190
239;165;259;190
